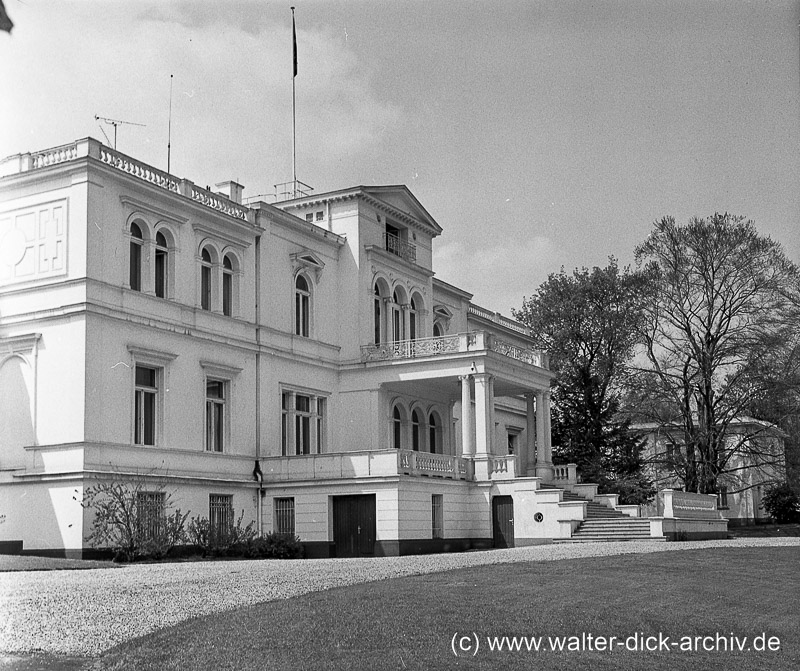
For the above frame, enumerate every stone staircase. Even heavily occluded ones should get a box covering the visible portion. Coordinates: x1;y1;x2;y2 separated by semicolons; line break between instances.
541;485;664;543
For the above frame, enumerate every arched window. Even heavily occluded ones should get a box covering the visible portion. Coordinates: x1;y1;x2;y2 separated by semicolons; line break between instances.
222;255;234;317
295;274;310;337
392;289;404;342
409;297;418;341
200;247;213;311
129;223;143;291
429;412;439;454
374;285;382;345
433;322;444;338
154;231;168;299
392;405;403;450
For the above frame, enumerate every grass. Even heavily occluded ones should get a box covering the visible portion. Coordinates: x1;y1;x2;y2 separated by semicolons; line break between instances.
0;555;116;572
87;547;800;671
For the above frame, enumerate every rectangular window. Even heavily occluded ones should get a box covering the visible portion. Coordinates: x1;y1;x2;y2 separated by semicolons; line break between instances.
130;242;142;291
210;494;233;538
316;398;325;454
507;432;518;455
155;248;167;298
393;306;403;342
275;497;295;535
206;379;226;452
281;390;326;455
137;491;165;541
222;272;232;316
718;486;729;510
386;222;401;255
305;213;314;223
295;394;311;455
201;264;211;311
134;365;158;446
315;211;323;222
374;297;381;345
432;494;443;539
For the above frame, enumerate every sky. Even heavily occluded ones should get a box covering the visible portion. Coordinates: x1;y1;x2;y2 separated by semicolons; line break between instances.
1;0;798;315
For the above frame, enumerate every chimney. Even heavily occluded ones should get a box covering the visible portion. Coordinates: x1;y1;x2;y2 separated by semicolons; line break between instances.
215;180;244;204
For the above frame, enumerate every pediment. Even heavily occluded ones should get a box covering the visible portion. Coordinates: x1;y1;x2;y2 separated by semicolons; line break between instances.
290;250;325;281
361;186;443;236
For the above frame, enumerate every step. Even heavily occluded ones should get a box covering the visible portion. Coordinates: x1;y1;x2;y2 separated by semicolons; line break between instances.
554;537;666;544
571;522;649;528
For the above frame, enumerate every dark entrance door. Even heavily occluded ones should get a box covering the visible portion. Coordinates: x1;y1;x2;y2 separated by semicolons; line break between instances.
333;494;376;558
492;495;515;548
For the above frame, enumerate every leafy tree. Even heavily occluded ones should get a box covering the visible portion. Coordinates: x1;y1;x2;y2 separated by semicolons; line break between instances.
761;482;800;523
514;259;654;503
633;213;800;495
80;474;189;561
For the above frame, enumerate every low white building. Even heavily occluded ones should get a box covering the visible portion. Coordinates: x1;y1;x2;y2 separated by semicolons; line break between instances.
635;418;784;526
0;138;652;558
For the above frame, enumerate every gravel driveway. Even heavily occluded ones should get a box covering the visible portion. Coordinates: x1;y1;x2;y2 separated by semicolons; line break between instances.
1;538;797;657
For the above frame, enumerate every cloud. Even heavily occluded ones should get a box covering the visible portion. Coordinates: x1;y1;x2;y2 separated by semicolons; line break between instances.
434;235;564;315
0;2;401;195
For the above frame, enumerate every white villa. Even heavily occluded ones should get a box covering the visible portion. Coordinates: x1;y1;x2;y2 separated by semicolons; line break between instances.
0;138;693;558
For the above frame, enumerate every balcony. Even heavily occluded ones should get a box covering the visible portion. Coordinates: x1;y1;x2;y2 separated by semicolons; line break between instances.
260;449;471;482
360;331;548;368
385;232;417;264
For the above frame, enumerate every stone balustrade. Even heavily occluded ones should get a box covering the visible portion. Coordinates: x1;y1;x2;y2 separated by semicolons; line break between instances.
468;304;532;336
487;454;517;479
662;489;721;519
360;330;548;369
398;450;470;480
552;463;578;484
3;137;250;222
100;146;180;193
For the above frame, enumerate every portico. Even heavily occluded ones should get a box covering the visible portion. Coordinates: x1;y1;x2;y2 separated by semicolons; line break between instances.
353;329;555;482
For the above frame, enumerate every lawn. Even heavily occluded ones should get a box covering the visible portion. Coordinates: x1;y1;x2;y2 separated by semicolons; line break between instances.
88;547;799;671
0;555;115;572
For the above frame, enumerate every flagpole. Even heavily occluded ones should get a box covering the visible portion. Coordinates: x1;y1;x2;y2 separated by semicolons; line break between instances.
291;6;297;198
167;74;174;174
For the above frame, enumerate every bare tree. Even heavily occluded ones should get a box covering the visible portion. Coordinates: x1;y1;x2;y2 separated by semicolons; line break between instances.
633;213;800;494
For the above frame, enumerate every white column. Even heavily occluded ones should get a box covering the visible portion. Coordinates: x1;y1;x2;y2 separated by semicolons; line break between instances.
474;373;494;456
543;390;553;463
525;392;536;476
535;391;546;463
535;389;554;481
460;375;474;457
448;399;456;455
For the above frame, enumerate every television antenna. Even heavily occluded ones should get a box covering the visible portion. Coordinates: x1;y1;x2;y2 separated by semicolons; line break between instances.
94;115;146;150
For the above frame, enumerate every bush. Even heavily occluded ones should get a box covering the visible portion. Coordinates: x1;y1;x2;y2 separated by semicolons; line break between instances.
187;510;257;557
762;482;800;523
243;532;304;559
80;477;188;562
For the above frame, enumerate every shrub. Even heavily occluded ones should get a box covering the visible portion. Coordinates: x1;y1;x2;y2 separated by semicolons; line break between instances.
80;476;188;562
138;508;190;560
762;483;800;523
188;510;257;557
243;532;304;559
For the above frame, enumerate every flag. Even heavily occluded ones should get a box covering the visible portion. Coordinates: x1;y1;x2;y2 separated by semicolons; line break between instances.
0;0;13;33
292;9;297;77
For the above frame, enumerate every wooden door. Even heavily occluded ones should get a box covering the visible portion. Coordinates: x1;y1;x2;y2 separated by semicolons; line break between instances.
492;495;514;548
333;494;376;558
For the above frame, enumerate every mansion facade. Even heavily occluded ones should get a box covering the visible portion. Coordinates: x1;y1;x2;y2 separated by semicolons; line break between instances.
0;138;661;557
